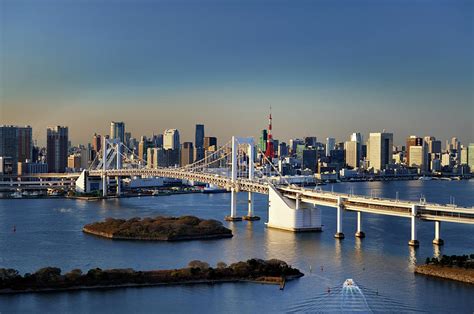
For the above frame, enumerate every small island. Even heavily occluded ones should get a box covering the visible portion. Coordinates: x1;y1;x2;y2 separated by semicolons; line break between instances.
0;259;303;294
83;216;233;241
415;254;474;285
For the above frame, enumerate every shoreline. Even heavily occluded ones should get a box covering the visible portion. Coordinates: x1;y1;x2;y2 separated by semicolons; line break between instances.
0;276;300;295
82;227;233;241
414;265;474;285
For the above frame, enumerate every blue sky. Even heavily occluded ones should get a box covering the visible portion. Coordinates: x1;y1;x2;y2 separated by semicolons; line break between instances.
1;0;473;145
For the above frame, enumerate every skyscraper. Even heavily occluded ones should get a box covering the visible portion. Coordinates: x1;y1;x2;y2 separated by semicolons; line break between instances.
17;126;32;162
47;126;68;173
204;137;217;150
326;137;335;157
110;121;125;143
195;124;205;161
468;143;474;173
92;133;101;152
368;132;393;171
181;142;194;166
259;129;267;153
264;109;275;159
163;129;180;150
0;125;19;174
406;135;423;165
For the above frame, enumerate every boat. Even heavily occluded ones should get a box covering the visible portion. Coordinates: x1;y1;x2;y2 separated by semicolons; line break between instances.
418;176;432;181
11;191;22;199
343;278;355;288
202;184;227;194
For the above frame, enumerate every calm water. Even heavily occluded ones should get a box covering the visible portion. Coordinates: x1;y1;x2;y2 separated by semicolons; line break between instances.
0;180;473;313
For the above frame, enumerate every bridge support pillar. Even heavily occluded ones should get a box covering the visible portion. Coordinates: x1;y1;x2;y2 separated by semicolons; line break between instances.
102;175;107;197
242;143;260;221
408;204;419;247
266;186;321;232
432;221;444;245
355;211;365;238
334;197;345;239
225;189;242;221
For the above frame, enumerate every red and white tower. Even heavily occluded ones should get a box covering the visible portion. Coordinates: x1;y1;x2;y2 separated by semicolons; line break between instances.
264;107;275;159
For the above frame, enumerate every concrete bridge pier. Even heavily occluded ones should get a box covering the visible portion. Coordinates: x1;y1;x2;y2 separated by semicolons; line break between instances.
408;204;419;247
355;211;365;238
432;221;444;245
225;137;242;221
225;189;242;221
334;197;345;239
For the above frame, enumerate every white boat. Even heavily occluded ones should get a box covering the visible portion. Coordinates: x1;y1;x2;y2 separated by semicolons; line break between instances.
11;191;22;199
343;278;355;288
418;176;432;181
202;184;226;194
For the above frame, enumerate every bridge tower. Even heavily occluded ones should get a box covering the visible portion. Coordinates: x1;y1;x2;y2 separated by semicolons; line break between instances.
225;136;259;221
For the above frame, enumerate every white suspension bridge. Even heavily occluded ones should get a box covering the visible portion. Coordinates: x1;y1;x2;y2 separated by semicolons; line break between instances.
5;136;474;247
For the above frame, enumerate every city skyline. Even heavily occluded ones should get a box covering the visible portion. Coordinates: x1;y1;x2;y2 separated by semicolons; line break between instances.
1;0;473;145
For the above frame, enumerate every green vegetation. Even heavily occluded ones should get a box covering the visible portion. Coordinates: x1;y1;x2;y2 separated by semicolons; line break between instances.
83;216;233;241
0;259;303;294
425;254;474;269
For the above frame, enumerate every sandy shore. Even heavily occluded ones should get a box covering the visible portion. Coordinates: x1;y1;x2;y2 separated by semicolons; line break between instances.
415;265;474;285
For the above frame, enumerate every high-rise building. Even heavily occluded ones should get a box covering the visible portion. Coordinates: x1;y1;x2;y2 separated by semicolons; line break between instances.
409;146;425;171
110;121;125;143
302;149;317;173
468;143;474;172
163;129;180;150
344;141;359;169
368;132;393;171
259;129;267;153
92;133;101;152
17;126;32;162
406;135;423;165
326;137;335;157
204;137;217;151
460;145;468;165
47;126;68;173
125;132;132;148
304;136;317;148
195;124;205;161
0;125;19;174
278;142;288;158
181;142;194;166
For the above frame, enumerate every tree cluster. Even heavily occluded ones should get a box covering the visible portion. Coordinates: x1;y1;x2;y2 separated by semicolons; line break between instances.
425;254;474;269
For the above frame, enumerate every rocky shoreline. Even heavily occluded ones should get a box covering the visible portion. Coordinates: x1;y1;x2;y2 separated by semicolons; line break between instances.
0;259;303;294
415;265;474;285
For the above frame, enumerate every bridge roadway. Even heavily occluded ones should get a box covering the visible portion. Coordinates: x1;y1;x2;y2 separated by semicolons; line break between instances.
86;168;474;225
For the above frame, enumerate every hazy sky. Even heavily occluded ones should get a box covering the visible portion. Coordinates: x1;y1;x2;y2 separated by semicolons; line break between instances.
1;0;473;146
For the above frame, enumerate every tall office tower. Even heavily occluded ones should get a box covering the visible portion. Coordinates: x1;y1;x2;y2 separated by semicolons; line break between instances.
259;129;267;153
194;124;205;162
302;149;317;173
17;126;32;162
304;136;317;148
138;136;147;161
204;136;217;150
350;132;362;143
368;132;393;171
163;129;180;150
181;142;194;166
460;145;468;165
344;141;359;169
278;142;288;158
92;133;101;152
409;145;425;170
451;137;461;164
289;138;304;155
0;125;19;174
124;132;131;148
406;135;423;165
47;126;68;173
110;121;125;143
468;144;474;172
326;137;335;157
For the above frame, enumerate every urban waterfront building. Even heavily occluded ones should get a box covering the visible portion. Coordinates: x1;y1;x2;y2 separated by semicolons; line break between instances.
0;125;19;174
17;126;32;162
110;121;125;143
344;140;359;169
46;126;68;173
181;142;194;166
92;133;101;153
468;143;474;172
163;129;180;150
406;135;423;165
195;124;205;162
204;136;217;151
326;137;335;157
259;129;267;153
368;132;393;171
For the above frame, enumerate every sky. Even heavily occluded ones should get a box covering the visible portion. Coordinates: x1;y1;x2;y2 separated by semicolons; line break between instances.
1;0;473;146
